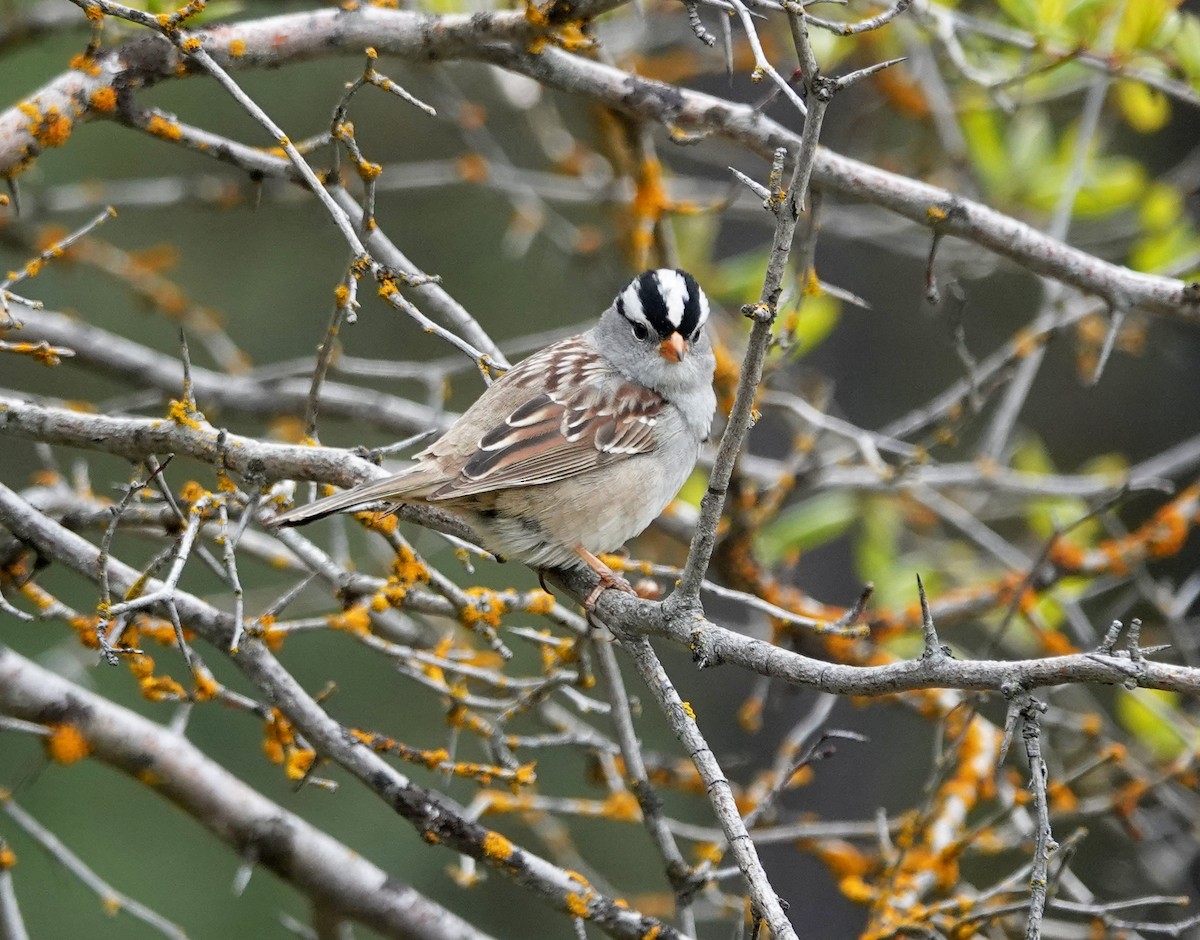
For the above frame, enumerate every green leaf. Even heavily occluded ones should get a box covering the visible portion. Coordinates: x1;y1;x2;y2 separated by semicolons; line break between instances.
854;497;921;609
1007;109;1055;182
1172;15;1200;83
1115;80;1171;133
1131;183;1200;272
674;214;718;274
709;252;771;309
1070;0;1123;43
675;468;708;510
1131;222;1200;274
1116;0;1181;53
1011;436;1090;540
758;491;858;564
1073;157;1147;216
961;104;1010;194
997;0;1042;32
780;292;841;357
1115;688;1190;761
1139;182;1184;232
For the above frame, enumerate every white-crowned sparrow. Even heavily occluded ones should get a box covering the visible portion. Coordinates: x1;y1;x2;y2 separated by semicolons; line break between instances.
272;269;717;604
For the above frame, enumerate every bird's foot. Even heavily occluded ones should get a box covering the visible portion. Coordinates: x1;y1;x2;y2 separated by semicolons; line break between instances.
583;569;635;609
574;547;636;609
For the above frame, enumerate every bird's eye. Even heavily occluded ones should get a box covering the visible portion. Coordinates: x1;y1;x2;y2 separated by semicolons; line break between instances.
631;322;649;341
690;327;703;343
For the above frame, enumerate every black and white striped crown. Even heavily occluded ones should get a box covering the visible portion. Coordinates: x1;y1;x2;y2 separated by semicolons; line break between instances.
615;269;710;340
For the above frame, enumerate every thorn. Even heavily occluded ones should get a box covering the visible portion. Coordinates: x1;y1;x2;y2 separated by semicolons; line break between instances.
1097;619;1124;655
834;583;873;629
1088;299;1127;387
729;166;772;205
833;56;907;92
916;574;947;660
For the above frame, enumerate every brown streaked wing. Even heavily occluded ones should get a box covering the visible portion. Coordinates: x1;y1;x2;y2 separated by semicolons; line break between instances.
428;376;665;500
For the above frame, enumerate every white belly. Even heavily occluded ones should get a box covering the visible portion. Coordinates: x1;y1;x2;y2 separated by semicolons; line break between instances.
469;432;700;569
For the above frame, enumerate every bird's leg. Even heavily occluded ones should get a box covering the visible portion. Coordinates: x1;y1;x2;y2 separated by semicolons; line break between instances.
574;547;635;609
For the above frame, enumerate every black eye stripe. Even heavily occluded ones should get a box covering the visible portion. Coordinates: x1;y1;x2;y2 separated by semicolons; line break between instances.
635;272;672;338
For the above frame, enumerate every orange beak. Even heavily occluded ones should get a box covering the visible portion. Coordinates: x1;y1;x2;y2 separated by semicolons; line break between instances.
658;332;687;363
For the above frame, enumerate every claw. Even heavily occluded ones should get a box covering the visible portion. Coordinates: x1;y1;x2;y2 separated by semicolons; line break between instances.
583;569;635;609
574;547;636;609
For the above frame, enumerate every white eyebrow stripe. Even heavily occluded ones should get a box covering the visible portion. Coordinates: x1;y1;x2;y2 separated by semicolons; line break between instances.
655;270;689;328
619;283;650;325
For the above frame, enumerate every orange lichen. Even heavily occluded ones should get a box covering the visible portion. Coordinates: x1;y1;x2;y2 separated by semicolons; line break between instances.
88;87;117;113
2;341;64;366
565;892;592;917
328;603;372;635
138;673;187;701
356;509;398;535
45;723;90;764
392;543;429;585
229;38;247;57
178;480;206;504
193;670;219;701
463;587;507;629
285;748;315;781
1048;538;1087;570
146;113;183;141
69;614;102;649
524;590;555;615
69;54;101;76
814;840;871;879
1040;631;1077;657
574;225;603;255
840;875;877;903
261;625;286;651
166;398;202;429
457;102;487;130
262;708;315;781
737;696;763;732
20;102;73;149
629;157;669;258
455;152;490;184
691;842;723;864
603;790;641;822
481;829;514;861
1048;780;1079;813
873;64;929;119
1146;504;1188;557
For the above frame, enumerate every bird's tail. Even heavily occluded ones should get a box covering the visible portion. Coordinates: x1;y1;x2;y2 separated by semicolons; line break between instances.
269;474;421;528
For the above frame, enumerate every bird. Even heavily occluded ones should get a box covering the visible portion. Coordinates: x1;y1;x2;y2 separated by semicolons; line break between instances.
271;269;717;607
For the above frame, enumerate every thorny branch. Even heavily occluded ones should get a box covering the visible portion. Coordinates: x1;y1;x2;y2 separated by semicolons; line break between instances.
0;7;1196;321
